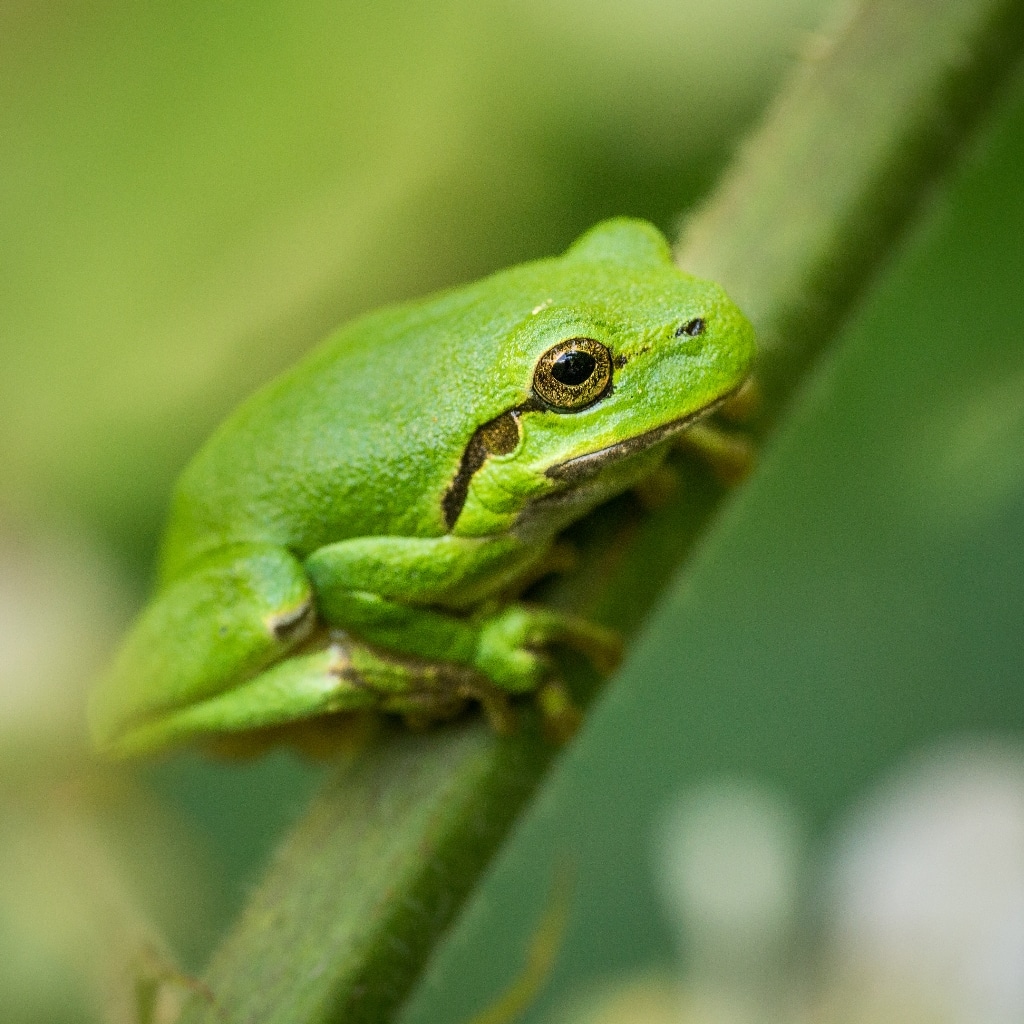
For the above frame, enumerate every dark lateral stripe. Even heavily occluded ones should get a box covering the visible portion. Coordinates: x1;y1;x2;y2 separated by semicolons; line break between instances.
441;430;491;530
441;402;540;530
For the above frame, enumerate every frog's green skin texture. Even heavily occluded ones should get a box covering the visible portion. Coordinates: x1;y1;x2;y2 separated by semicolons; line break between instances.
89;219;755;757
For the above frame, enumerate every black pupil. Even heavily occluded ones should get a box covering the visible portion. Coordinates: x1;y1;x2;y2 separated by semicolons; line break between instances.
551;349;597;386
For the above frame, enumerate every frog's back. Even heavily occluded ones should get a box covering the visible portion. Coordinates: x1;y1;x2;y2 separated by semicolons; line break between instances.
158;272;547;580
158;219;727;582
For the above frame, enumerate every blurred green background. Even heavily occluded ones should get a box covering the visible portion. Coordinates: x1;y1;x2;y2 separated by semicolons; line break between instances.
3;2;1023;1022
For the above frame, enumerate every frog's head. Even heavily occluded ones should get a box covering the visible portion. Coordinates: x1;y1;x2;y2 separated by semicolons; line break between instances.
445;218;756;535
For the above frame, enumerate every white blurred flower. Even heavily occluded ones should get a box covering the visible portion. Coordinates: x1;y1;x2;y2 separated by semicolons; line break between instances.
0;523;125;752
824;741;1024;1024
655;781;804;1024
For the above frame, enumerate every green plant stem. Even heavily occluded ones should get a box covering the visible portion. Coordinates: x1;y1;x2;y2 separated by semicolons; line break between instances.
677;0;1024;413
180;2;1024;1021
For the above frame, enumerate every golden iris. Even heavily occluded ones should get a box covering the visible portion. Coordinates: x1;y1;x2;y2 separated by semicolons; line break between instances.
532;337;612;410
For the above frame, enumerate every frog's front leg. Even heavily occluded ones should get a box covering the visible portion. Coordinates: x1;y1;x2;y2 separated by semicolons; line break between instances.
304;535;622;700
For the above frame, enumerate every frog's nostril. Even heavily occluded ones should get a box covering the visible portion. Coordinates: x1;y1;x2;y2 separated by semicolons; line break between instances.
675;317;706;338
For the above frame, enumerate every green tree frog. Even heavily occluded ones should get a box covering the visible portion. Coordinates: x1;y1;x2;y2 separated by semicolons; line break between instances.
89;219;755;757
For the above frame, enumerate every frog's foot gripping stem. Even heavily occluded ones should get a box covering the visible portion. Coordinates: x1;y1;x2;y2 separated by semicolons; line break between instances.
473;604;620;741
332;603;618;741
718;376;761;423
304;534;621;735
675;421;754;484
474;604;622;687
340;637;518;735
673;375;758;485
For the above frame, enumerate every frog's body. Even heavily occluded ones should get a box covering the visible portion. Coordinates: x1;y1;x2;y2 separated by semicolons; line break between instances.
90;219;755;757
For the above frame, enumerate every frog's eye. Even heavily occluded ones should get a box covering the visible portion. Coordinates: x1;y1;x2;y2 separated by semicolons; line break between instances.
675;317;706;337
532;337;613;411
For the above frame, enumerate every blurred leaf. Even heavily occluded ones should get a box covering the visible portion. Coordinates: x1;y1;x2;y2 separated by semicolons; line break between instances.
0;0;830;562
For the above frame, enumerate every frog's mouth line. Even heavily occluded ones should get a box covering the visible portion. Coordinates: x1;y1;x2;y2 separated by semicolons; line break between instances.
545;392;731;484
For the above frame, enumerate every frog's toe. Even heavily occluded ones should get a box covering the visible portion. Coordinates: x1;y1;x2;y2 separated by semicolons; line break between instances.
537;679;583;742
567;620;623;675
474;633;550;694
676;422;755;484
474;604;622;692
526;608;622;676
